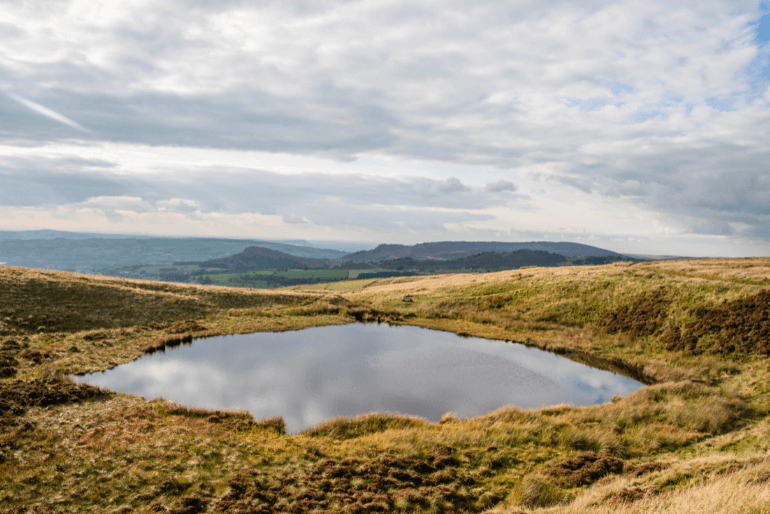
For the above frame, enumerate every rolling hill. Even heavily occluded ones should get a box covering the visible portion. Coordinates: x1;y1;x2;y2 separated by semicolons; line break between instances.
338;241;622;262
347;249;570;271
190;245;329;271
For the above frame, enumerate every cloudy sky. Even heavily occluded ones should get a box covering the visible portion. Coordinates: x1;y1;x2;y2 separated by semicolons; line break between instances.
1;0;769;256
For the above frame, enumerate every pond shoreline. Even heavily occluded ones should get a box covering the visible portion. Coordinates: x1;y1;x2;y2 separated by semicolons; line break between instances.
73;323;644;434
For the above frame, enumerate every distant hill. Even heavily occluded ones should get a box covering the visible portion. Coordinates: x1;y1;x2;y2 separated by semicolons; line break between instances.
338;241;621;262
193;246;328;271
353;250;569;271
0;230;363;254
623;253;691;261
0;229;153;240
0;236;348;273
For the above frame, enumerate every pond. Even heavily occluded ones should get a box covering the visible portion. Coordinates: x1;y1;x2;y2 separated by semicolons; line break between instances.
73;323;643;433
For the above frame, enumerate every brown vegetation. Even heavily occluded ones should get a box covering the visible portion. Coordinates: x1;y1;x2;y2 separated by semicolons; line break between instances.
217;449;486;513
548;453;625;487
0;377;109;424
0;266;319;334
1;259;770;513
662;290;770;355
597;288;670;337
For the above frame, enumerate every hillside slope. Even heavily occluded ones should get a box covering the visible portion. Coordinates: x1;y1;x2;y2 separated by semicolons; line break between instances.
357;249;569;271
1;259;769;513
192;245;329;271
0;266;318;335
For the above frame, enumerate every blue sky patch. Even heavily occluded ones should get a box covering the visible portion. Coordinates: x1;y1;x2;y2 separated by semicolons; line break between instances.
705;96;736;112
635;110;669;123
578;97;612;112
745;13;770;89
607;82;635;95
757;14;770;44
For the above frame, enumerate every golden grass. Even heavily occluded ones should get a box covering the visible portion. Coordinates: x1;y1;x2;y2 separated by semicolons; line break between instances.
285;278;380;291
1;258;770;513
0;265;327;335
533;457;770;514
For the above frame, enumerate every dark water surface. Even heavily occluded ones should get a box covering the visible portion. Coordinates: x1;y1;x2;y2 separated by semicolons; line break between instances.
73;323;643;433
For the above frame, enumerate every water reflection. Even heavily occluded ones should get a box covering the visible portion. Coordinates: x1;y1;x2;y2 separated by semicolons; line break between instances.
73;323;643;433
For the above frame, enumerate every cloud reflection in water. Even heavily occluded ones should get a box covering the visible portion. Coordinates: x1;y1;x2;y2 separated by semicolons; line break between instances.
74;324;643;433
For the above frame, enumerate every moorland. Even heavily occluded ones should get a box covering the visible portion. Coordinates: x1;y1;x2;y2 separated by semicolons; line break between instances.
1;258;769;513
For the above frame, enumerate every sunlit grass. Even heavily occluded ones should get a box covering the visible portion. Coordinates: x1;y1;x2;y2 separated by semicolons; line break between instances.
1;258;769;512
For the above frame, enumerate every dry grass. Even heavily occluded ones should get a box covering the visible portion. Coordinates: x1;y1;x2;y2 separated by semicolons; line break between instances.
1;259;769;513
523;456;770;514
0;265;327;335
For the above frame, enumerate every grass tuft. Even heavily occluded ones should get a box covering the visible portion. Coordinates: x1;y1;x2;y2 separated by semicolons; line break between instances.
517;473;567;508
301;412;429;439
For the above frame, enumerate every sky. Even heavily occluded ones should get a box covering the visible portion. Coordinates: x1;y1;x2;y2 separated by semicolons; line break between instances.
1;0;770;256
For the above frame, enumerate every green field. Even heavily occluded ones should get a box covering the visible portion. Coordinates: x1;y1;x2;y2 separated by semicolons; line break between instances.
99;265;383;288
347;268;388;278
195;273;270;288
193;269;386;289
271;269;350;279
99;264;200;277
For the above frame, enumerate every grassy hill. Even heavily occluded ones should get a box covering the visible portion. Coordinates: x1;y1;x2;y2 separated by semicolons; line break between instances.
1;259;769;513
98;249;632;289
339;241;622;262
360;250;570;272
188;245;329;271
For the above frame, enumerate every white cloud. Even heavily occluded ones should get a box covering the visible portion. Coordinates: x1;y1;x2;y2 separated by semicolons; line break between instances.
156;198;200;213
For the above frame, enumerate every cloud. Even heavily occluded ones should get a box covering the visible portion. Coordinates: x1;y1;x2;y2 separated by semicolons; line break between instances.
282;214;308;224
435;177;469;194
79;196;149;211
485;180;517;193
0;0;769;254
0;156;128;206
156;198;200;213
560;137;770;239
0;155;515;212
2;0;764;161
0;153;502;236
3;92;90;132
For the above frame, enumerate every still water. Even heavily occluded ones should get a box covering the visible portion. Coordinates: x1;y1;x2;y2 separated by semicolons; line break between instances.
74;323;643;433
